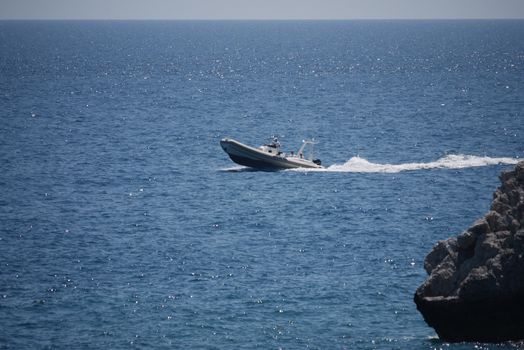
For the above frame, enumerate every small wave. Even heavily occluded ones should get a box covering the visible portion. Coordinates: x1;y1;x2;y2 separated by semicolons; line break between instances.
296;154;520;173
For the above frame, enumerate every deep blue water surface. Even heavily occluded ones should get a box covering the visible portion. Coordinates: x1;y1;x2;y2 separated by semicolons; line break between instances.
1;20;523;349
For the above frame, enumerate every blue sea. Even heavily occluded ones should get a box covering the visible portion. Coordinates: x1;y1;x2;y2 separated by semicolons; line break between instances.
1;20;523;349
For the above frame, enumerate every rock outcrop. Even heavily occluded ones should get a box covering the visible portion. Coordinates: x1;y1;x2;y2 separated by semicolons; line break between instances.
414;161;524;343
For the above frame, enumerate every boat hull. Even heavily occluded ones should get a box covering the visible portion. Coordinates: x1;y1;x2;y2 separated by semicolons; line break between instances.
220;138;322;170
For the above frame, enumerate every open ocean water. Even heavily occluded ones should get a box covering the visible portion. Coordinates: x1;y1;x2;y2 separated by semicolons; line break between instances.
0;20;523;349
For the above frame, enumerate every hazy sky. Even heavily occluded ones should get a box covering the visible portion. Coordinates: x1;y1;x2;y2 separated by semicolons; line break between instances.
1;0;524;20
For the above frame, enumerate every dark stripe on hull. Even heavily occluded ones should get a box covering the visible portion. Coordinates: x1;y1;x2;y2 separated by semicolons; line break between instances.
228;154;290;171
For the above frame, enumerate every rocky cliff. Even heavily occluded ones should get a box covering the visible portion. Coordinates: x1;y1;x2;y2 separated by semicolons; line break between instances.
414;161;524;343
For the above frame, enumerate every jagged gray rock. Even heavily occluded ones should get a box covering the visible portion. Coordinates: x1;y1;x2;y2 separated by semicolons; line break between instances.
414;161;524;343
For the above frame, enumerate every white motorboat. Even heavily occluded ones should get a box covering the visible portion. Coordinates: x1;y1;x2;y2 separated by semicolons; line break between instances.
220;137;323;170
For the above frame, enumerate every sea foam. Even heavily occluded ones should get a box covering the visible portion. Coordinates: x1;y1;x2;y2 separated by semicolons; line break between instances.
298;154;520;173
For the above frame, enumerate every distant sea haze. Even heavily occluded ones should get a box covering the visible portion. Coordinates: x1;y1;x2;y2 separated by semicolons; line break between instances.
0;20;522;349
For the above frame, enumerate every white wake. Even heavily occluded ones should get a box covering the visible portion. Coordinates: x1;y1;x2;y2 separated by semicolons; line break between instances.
300;154;520;173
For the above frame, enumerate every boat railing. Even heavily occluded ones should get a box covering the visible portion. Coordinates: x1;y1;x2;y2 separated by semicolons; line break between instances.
297;140;318;161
